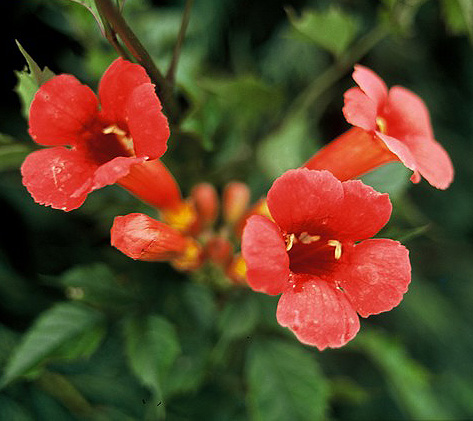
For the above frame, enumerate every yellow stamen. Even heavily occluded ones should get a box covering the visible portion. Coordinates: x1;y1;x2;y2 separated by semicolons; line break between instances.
286;233;296;251
376;116;387;134
103;124;135;155
327;240;342;260
299;232;321;244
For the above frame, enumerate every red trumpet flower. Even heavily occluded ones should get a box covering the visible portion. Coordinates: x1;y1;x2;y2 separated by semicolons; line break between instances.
306;65;453;189
242;168;411;350
21;58;170;211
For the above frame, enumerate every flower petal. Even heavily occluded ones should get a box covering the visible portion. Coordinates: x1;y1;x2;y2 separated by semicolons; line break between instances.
376;132;418;173
21;147;97;211
98;57;151;127
267;169;343;236
331;179;392;241
29;75;98;146
276;274;360;350
343;87;377;132
241;215;290;295
126;83;170;159
386;86;433;139
336;239;411;317
405;136;454;190
353;64;388;108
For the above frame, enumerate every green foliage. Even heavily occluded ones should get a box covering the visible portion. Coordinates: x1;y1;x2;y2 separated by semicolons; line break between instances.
286;7;359;57
14;41;55;119
0;134;31;172
441;0;473;42
246;338;329;421
1;303;104;387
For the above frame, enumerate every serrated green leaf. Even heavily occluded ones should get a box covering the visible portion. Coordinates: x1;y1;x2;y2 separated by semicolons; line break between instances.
246;338;329;421
287;7;359;56
1;303;104;387
123;315;181;403
14;41;55;119
257;112;308;179
357;329;452;419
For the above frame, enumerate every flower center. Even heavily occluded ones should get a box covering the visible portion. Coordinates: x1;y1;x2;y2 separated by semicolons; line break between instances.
375;116;387;134
102;125;135;156
285;232;343;277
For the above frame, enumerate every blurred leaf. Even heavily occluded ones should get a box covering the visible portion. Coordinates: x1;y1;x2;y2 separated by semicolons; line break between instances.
65;0;104;35
14;41;55;119
257;112;309;179
441;0;473;42
286;7;359;56
357;329;452;419
246;338;328;421
181;282;217;332
60;263;137;313
123;315;181;405
1;303;104;387
360;162;411;198
0;134;31;172
0;394;33;421
218;293;259;342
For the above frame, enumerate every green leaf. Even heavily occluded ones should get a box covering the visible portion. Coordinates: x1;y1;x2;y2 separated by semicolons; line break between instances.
360;162;411;198
441;0;473;42
0;133;31;171
1;303;104;387
287;7;359;56
246;338;329;421
14;41;55;119
64;0;105;35
123;315;181;402
0;395;33;421
357;329;453;419
218;293;259;342
257;112;309;179
60;263;137;313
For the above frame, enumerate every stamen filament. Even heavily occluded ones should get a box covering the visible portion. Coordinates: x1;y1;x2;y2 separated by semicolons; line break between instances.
327;240;342;260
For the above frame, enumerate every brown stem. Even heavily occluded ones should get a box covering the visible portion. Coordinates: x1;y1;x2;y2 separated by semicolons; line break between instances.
166;0;194;85
94;0;179;123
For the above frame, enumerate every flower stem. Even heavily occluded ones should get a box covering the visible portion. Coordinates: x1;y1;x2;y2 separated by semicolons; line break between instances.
166;0;194;85
94;0;180;123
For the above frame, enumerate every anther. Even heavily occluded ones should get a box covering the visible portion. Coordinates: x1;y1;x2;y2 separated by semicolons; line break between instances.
327;240;342;260
286;233;295;251
103;125;127;137
299;232;321;244
375;116;387;134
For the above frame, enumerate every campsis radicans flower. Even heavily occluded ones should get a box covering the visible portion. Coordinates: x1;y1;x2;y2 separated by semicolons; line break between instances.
21;57;170;211
242;168;411;350
305;65;454;189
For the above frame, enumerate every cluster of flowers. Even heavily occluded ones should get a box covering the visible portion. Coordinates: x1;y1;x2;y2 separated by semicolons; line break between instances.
21;58;453;350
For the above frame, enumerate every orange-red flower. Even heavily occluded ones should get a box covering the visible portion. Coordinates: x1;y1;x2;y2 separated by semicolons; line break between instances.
242;169;411;350
21;58;170;211
305;65;454;189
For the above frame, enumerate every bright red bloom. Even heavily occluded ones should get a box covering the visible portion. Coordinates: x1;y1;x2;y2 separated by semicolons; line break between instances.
21;58;170;211
342;65;454;189
242;168;411;350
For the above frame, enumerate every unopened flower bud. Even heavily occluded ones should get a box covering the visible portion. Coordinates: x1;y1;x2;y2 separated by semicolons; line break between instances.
223;181;250;225
205;235;233;268
191;182;219;227
111;213;187;261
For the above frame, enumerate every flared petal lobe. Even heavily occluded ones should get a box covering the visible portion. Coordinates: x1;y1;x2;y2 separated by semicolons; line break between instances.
336;239;410;317
267;169;343;236
111;213;187;261
125;83;170;159
29;75;98;146
21;147;97;211
343;87;378;132
352;64;388;107
98;57;151;126
331;180;392;241
276;274;360;350
241;215;290;295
